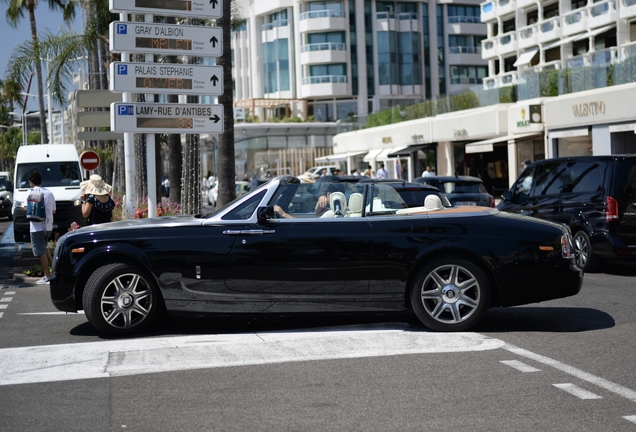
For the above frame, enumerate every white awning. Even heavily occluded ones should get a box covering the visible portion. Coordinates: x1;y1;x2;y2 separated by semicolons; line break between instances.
363;148;384;162
376;146;410;160
465;132;542;154
574;25;615;41
542;35;579;50
314;150;368;163
513;48;539;67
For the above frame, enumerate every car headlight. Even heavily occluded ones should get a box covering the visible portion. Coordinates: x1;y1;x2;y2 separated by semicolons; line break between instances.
74;199;82;206
13;200;23;210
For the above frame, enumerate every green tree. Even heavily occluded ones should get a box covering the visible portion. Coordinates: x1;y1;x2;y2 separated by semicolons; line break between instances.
3;0;75;144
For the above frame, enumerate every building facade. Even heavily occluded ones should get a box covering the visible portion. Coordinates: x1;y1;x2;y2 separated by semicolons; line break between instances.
234;0;488;122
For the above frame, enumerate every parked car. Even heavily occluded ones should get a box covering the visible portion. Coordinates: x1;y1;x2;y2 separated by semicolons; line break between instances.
51;175;582;336
358;179;451;208
414;175;495;207
207;181;250;206
0;171;14;220
498;155;636;272
298;165;339;183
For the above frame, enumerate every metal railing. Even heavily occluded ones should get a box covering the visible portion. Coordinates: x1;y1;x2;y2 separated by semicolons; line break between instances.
300;42;347;53
300;9;345;20
301;75;347;85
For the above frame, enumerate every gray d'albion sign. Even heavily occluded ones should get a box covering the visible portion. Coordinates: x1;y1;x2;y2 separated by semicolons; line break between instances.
109;21;222;56
109;62;224;95
109;0;222;19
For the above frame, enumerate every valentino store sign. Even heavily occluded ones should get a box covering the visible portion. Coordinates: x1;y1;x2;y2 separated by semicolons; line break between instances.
572;101;606;117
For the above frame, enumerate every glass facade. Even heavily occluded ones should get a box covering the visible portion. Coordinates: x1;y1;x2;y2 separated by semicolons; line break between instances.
422;3;431;97
263;38;290;94
437;4;446;94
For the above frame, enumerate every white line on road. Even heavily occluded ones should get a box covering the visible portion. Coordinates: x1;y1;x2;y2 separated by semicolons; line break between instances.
17;311;85;315
500;360;540;373
0;298;12;302
553;383;602;400
504;343;636;403
0;324;505;386
0;305;7;310
3;291;15;295
624;415;636;425
0;312;3;319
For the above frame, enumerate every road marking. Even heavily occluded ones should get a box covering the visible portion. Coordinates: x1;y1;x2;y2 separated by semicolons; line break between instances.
17;311;85;315
0;298;12;302
504;343;636;403
0;312;3;318
3;291;15;295
0;305;7;310
553;383;602;400
0;325;505;386
500;360;540;373
624;416;636;425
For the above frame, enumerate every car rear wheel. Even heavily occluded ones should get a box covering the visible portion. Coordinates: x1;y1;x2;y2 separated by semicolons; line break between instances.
83;263;158;336
573;231;599;272
410;258;490;332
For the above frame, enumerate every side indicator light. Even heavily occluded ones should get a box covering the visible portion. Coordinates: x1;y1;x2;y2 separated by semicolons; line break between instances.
539;246;554;251
71;248;85;253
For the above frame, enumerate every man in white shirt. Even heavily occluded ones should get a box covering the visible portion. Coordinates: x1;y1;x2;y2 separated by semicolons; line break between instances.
28;171;56;284
421;166;433;177
376;163;389;179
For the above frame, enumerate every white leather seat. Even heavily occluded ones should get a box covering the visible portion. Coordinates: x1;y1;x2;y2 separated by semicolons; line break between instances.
346;193;363;217
319;191;346;218
424;194;444;211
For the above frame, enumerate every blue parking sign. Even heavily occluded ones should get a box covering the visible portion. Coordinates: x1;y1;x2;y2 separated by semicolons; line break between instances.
117;64;128;75
116;24;127;34
118;105;134;116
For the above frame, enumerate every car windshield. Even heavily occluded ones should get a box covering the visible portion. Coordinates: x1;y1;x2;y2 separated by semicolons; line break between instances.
0;177;7;191
16;162;82;188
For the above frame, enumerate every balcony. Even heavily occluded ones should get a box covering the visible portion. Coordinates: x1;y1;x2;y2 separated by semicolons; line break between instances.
300;43;347;65
482;38;498;59
538;17;561;43
299;9;347;33
530;60;562;74
568;54;589;68
481;71;518;89
261;19;288;31
448;46;484;64
481;1;496;22
499;32;518;55
301;75;349;98
517;0;536;9
621;40;636;60
588;0;616;29
562;9;587;37
620;0;636;20
518;25;538;49
498;0;516;15
590;47;618;65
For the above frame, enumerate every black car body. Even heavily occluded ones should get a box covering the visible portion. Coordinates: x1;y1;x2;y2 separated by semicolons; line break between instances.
498;155;636;272
414;175;495;207
0;172;13;220
51;176;582;336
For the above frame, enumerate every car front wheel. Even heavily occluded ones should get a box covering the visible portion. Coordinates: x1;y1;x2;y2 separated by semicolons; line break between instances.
410;258;490;332
83;263;158;336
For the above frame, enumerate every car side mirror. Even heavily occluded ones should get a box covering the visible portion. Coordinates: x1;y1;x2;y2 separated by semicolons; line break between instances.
6;182;13;192
502;191;512;201
257;206;274;225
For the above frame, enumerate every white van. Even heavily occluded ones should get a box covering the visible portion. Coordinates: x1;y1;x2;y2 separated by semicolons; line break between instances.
12;144;86;242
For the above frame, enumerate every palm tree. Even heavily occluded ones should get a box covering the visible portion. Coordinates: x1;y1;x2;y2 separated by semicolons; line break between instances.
4;0;75;144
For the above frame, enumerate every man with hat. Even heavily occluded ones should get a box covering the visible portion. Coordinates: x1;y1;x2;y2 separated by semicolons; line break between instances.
80;175;115;225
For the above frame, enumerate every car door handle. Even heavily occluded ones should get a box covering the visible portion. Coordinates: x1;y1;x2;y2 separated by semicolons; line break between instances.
223;229;275;235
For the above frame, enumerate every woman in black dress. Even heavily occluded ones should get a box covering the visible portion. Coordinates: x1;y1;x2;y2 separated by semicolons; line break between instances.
80;175;115;225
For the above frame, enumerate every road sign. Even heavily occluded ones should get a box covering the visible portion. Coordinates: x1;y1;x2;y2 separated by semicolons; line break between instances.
80;150;101;171
110;62;224;95
109;0;223;19
111;102;224;134
109;22;222;57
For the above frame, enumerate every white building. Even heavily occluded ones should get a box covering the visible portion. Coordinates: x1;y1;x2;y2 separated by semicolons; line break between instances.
234;0;488;121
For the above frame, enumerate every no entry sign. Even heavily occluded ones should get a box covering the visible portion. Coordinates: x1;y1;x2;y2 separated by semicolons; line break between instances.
80;150;101;171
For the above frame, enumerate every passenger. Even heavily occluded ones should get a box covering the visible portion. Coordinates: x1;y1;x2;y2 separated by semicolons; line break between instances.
315;183;345;217
80;175;115;225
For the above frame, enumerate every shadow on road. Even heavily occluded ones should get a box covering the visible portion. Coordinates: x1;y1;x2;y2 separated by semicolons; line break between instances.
475;306;614;333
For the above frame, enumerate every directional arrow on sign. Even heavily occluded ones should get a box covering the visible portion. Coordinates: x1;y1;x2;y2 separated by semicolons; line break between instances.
211;75;219;86
210;114;221;123
210;0;218;7
210;36;219;47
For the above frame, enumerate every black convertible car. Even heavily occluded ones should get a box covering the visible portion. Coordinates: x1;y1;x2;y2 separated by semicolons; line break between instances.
50;176;583;336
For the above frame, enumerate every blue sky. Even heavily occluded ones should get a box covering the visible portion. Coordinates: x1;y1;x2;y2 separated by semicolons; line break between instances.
1;5;85;111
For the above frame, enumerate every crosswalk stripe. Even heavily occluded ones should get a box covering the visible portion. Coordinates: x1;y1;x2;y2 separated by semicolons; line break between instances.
553;383;602;399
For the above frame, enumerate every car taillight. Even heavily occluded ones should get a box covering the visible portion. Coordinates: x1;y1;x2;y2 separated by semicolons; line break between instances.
606;195;619;221
489;196;495;207
561;234;572;259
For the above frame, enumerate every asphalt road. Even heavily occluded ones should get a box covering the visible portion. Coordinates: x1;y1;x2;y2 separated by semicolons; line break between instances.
0;218;635;431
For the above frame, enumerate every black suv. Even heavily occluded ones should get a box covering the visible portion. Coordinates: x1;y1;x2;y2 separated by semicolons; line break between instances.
498;155;636;272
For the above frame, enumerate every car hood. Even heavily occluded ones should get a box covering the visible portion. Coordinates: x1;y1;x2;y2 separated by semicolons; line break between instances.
70;214;203;234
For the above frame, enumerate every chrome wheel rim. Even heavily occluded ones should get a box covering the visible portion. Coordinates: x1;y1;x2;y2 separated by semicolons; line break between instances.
573;234;588;269
100;273;153;330
420;264;480;324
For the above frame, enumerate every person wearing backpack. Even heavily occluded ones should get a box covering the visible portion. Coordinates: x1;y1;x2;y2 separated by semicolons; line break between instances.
27;171;56;285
